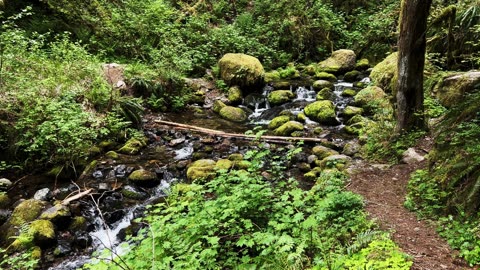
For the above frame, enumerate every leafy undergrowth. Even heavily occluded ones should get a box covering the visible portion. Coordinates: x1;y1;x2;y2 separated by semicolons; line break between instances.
84;144;411;270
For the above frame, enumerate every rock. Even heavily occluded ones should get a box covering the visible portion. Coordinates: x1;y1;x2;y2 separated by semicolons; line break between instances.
219;106;247;122
296;112;307;122
312;80;334;91
304;100;338;125
128;169;158;185
227;86;243;105
68;216;87;231
235;160;252;170
105;151;119;159
122;185;148;200
319;154;352;170
54;240;73;257
0;192;10;208
268;90;295;106
341;88;357;97
186;159;216;182
304;167;323;182
169;138;185;146
228;153;243;161
0;209;11;224
433;71;480;108
307;154;318;165
354;85;386;111
314;72;337;82
402;148;425;164
9;199;47;226
343;70;362;82
118;136;147;155
0;178;12;191
318;49;356;74
316;88;334;101
342;106;364;119
268;115;292;130
303;64;317;75
345;115;371;135
312;145;339;159
271;80;291;89
274;121;304;136
188;90;205;105
34;188;52;201
342;141;361;156
370;52;398;94
29;219;56;248
297;163;311;172
213;99;227;114
40;204;71;227
264;70;281;83
218;53;265;92
355;58;370;70
215;159;233;170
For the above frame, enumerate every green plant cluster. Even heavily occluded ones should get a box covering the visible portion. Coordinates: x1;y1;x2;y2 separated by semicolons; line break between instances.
84;145;410;269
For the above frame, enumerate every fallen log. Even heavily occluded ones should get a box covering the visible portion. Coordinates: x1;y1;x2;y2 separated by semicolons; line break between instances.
61;188;93;205
154;119;328;144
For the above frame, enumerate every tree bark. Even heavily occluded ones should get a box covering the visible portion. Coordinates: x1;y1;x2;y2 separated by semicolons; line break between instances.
395;0;432;133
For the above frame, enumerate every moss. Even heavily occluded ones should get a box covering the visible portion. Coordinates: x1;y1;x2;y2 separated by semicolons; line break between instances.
0;192;10;208
304;100;337;125
29;219;56;246
69;216;87;231
118;136;147;155
228;153;243;161
40;204;71;222
213;100;227;113
343;106;364;119
303;64;317;75
312;80;334;91
316;88;334;101
296;112;307;122
291;131;304;137
227;86;243;105
312;145;339;159
31;246;42;260
218;53;265;90
318;49;356;74
268;115;291;130
314;72;337;82
89;146;102;156
370;52;398;94
354;85;387;111
313;127;324;134
10;199;47;226
105;151;119;159
186;159;216;182
267;90;295;106
355;58;370;70
342;88;357;97
215;159;233;170
272;80;291;89
264;70;281;83
274;121;304;136
433;71;480;108
343;70;362;82
219;106;247;122
98;140;116;151
128;169;157;182
303;167;323;182
235;160;252;170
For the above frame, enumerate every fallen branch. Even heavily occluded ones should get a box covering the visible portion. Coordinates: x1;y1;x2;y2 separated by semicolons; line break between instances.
154;119;328;144
61;188;93;205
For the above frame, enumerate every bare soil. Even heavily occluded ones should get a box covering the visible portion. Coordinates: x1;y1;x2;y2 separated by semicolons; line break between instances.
347;138;476;270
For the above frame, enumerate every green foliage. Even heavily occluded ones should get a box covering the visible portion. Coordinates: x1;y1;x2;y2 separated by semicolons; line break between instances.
0;247;39;270
404;170;446;216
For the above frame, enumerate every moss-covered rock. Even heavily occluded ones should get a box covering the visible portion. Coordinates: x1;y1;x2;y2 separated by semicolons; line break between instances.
304;167;323;182
69;216;87;231
271;80;291;89
0;192;10;209
342;106;364;119
121;185;148;200
218;53;265;92
118;136;148;155
0;178;12;191
219;106;247;122
274;121;304;136
354;86;387;111
228;153;244;161
268;115;292;130
98;140;116;151
40;204;71;226
186;159;216;182
304;100;337;125
315;72;337;82
189;90;205;105
10;199;47;226
264;70;281;83
355;58;370;70
128;169;159;187
213;100;227;114
29;219;56;248
370;52;398;94
312;80;334;91
227;86;243;105
341;88;357;97
235;160;252;170
316;88;334;101
267;90;295;106
296;112;307;122
105;151;119;159
433;71;480;108
345;115;371;135
303;64;317;75
318;49;356;74
343;70;362;82
215;159;233;170
312;145;339;159
319;154;352;170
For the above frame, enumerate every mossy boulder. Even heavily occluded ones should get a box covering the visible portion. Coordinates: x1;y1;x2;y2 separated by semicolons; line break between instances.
0;192;10;208
268;90;295;106
271;80;291;89
304;100;337;125
319;154;352;170
303;167;323;182
40;204;71;226
228;153;243;161
274;121;304;136
268;115;292;130
69;216;87;231
235;160;252;170
345;115;371;135
355;58;370;70
433;71;480;108
370;52;398;94
118;136;148;155
213;100;227;113
341;88;357;97
312;145;339;160
10;199;47;226
316;88;334;101
318;49;356;74
215;159;233;170
105;151;119;159
219;106;247;122
264;70;281;83
121;185;149;200
227;86;243;105
312;80;334;91
343;70;362;82
218;53;265;92
189;90;206;105
342;106;364;119
354;86;386;111
0;178;12;191
297;112;307;122
128;169;159;187
186;159;216;182
314;72;337;82
29;219;56;248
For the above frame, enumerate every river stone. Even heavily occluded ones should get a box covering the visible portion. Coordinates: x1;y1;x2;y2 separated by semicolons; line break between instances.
341;88;357;97
312;145;339;160
318;49;356;74
342;141;361;156
370;52;398;94
227;86;243;105
342;106;364;119
189;90;205;105
40;204;71;227
218;53;265;92
128;169;159;187
219;106;247;122
402;148;425;164
316;88;334;101
433;71;480;108
118;136;147;155
304;100;337;125
215;159;233;170
0;192;10;208
354;85;386;111
0;178;12;191
268;90;295;106
274;121;304;136
307;154;318;165
355;58;370;70
54;240;73;257
0;209;11;224
186;159;216;182
34;188;52;201
29;219;56;248
312;80;334;91
344;70;362;82
314;72;337;82
268;115;291;130
296;112;307;122
264;70;281;82
9;199;47;226
213;99;227;113
319;154;352;170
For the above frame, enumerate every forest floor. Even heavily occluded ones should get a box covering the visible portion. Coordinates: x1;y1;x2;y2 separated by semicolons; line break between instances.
347;137;476;270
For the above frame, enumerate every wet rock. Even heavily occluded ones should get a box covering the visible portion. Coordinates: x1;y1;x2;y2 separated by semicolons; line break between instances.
74;232;92;249
9;199;47;226
316;88;335;101
304;100;337;125
312;145;339;159
319;154;352;170
341;88;357;97
343;70;362;82
98;183;109;191
355;58;370;70
68;216;87;231
243;93;267;110
40;204;71;228
186;159;216;182
342;106;364;119
92;170;104;179
169;138;185;147
342;141;361;156
128;169;159;187
218;53;265;92
268;115;292;130
105;209;125;224
0;178;12;191
268;90;295;106
227;86;243;105
118;136;148;155
312;80;334;91
219;106;247;122
54;240;73;257
402;148;425;164
0;192;10;208
192;152;208;160
318;49;356;74
114;164;128;178
105;151;119;159
274;121;304;136
314;72;337;82
0;209;11;224
122;185;148;200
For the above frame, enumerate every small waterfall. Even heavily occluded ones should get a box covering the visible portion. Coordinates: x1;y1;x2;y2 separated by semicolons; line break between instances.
294;86;316;102
248;85;272;121
333;81;354;128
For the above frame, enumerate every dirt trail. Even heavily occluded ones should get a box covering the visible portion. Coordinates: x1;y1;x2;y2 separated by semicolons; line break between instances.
347;144;475;270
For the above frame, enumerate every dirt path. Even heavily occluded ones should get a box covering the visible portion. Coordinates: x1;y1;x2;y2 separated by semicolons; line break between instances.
347;148;475;270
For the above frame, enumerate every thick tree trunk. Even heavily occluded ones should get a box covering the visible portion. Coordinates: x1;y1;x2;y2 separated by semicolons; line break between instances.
395;0;432;133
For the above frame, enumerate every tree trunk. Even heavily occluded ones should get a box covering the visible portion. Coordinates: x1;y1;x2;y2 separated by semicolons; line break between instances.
395;0;432;133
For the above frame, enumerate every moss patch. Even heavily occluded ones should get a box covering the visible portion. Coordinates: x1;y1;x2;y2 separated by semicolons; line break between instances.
10;199;47;226
268;90;295;106
304;100;337;125
219;106;247;122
